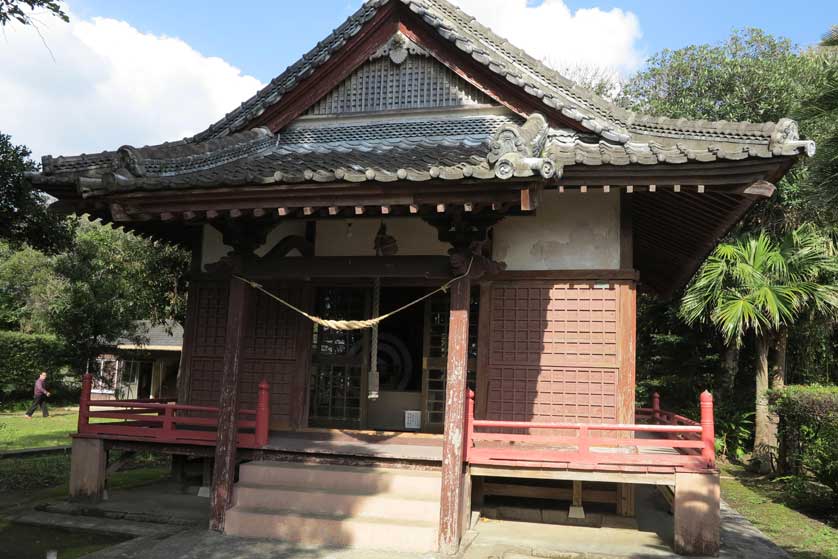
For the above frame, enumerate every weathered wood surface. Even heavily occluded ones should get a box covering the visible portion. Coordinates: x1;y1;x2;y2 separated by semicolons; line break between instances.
210;265;251;532
438;276;471;555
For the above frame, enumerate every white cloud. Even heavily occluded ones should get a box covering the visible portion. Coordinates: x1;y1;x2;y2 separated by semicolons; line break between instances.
449;0;642;80
0;11;263;160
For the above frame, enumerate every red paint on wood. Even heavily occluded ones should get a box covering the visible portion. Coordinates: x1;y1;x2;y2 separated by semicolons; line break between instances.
439;277;470;555
256;378;270;447
79;373;92;432
700;391;716;468
251;5;399;133
465;390;716;473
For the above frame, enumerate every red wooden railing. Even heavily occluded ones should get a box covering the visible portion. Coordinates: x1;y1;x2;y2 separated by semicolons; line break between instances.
77;373;270;448
465;390;716;472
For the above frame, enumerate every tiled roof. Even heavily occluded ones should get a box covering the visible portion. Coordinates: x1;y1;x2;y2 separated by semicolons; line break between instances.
30;111;814;196
114;320;183;350
187;0;810;149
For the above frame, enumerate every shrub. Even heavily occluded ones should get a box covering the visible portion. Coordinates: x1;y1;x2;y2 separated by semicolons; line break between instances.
0;330;66;400
771;385;838;502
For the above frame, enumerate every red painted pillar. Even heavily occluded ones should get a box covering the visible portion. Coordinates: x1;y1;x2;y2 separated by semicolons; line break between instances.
438;276;470;555
79;373;92;432
652;392;660;422
700;391;716;468
464;389;475;463
210;265;251;532
256;378;270;447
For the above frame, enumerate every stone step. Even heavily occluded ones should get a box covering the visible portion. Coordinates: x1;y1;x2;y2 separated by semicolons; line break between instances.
237;461;442;498
233;483;439;522
224;507;438;552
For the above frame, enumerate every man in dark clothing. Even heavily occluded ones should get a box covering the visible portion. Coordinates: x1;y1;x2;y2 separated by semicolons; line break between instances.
25;371;50;418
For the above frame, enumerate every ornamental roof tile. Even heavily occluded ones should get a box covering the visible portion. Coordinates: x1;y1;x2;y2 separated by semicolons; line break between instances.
29;112;813;197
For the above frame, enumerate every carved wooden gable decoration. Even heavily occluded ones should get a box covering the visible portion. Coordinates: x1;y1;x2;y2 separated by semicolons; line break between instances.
304;32;493;116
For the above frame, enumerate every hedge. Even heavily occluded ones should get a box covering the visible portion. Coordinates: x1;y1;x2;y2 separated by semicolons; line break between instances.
771;384;838;500
0;330;66;399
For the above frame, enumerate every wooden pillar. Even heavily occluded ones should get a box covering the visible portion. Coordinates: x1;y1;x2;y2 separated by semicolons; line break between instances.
438;276;471;555
209;262;251;532
569;480;585;519
674;472;721;556
616;282;637;426
69;437;106;502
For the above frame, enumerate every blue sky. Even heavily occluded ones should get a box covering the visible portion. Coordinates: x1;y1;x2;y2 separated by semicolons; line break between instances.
2;0;835;159
68;0;835;84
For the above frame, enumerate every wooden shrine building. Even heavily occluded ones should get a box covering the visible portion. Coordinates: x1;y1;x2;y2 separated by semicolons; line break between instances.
32;0;814;555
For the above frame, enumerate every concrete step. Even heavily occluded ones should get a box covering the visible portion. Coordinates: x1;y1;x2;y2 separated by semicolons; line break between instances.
233;483;439;522
237;461;441;498
224;507;438;552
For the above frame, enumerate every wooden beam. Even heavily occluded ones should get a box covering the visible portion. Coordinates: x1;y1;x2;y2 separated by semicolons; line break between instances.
210;262;251;532
741;180;776;198
241;255;452;279
519;183;542;211
438;276;471;554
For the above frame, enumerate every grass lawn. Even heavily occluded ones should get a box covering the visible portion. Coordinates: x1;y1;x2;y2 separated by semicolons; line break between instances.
0;406;80;451
721;462;838;559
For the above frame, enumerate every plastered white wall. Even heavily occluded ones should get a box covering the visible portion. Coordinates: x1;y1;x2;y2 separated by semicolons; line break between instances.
314;219;449;256
492;191;620;270
200;221;308;270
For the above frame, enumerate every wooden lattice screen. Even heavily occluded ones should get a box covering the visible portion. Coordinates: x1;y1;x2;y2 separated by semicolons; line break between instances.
185;280;311;428
481;281;629;425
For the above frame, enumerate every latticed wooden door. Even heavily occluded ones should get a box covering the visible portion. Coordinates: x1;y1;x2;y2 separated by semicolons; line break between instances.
421;289;479;433
308;287;369;428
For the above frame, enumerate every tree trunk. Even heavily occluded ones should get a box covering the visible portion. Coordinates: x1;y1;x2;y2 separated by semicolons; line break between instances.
722;344;739;405
752;334;775;472
771;328;789;473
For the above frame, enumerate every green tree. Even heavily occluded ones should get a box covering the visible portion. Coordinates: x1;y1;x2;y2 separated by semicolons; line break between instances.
681;225;838;470
621;28;823;232
0;0;67;27
46;219;190;373
0;133;73;253
797;27;838;221
0;241;57;333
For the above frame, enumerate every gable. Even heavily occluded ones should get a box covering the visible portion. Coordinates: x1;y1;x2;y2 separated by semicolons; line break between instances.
303;34;494;117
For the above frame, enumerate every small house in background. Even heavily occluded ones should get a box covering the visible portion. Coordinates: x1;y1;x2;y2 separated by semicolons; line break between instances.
92;321;183;400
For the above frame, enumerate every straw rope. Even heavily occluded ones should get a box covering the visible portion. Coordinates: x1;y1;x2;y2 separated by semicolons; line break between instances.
232;257;473;331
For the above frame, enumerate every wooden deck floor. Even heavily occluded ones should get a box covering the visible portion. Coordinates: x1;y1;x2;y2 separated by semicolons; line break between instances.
264;430;444;462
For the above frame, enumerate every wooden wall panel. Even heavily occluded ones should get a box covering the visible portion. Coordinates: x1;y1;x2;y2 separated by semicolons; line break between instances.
482;279;630;426
184;279;311;428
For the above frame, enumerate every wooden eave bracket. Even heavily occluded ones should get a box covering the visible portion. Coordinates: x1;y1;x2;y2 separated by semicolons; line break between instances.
740;180;776;198
520;183;543;211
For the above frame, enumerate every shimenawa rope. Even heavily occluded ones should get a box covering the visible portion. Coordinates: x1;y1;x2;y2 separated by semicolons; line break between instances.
232;257;473;331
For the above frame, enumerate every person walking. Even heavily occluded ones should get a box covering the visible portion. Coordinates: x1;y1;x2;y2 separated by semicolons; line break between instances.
24;371;50;418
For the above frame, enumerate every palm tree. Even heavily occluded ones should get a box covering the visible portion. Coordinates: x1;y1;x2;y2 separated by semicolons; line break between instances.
681;224;838;471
